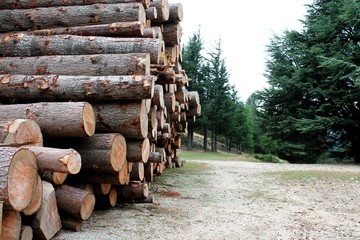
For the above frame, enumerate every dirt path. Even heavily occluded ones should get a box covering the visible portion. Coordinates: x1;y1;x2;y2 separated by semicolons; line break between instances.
54;160;360;240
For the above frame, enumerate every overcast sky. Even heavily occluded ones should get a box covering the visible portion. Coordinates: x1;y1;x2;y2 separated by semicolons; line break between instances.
177;0;313;101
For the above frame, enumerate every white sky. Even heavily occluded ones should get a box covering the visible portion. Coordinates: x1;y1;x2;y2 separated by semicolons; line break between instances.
177;0;313;101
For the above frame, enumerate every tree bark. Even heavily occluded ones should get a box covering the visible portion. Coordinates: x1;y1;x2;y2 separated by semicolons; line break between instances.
117;181;149;200
148;151;163;163
162;23;181;47
1;210;21;240
55;185;95;221
150;0;169;22
26;146;82;174
164;92;176;113
146;7;157;20
22;175;42;216
152;84;165;109
0;3;146;32
0;34;162;64
20;225;33;240
95;187;117;209
144;163;154;182
60;217;82;232
188;91;200;108
168;3;183;22
0;147;38;211
0;74;155;103
93;101;148;139
0;119;43;147
68;169;127;185
0;53;151;76
129;162;144;181
39;171;67;185
30;21;144;38
0;102;95;137
92;183;111;195
0;0;151;9
126;138;150;163
31;181;61;240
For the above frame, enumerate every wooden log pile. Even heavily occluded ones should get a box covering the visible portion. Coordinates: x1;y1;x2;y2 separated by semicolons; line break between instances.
0;0;201;238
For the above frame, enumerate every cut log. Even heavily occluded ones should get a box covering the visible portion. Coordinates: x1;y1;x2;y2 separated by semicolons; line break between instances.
127;138;150;163
45;133;127;172
117;181;149;200
30;21;144;38
0;102;95;137
143;28;155;38
152;85;165;109
69;169;126;185
175;86;187;104
0;3;146;32
164;92;176;113
1;210;21;240
0;53;151;76
152;67;176;84
144;162;154;182
130;162;144;181
60;218;82;232
31;181;61;240
0;119;43;147
148;105;158;131
150;0;169;22
162;23;182;47
188;91;200;108
148;151;163;163
22;175;42;216
146;7;157;20
0;147;38;211
95;187;117;209
55;185;95;221
0;0;151;9
26;147;81;174
94;101;148;139
20;226;33;240
93;184;111;195
168;3;183;22
0;74;155;103
0;201;2;239
119;161;130;185
0;34;162;64
40;171;67;186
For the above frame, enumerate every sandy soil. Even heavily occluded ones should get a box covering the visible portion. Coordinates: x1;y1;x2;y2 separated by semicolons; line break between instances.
54;160;360;240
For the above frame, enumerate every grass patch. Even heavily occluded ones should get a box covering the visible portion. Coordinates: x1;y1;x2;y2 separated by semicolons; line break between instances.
252;154;287;163
179;150;259;162
269;170;360;182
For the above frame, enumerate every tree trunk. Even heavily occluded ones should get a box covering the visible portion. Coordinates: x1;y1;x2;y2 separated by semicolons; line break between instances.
31;181;61;240
93;101;148;139
60;217;82;232
22;175;42;216
55;185;95;221
126;138;150;163
39;171;67;186
0;102;95;137
168;3;183;22
0;3;146;32
145;7;157;20
0;147;38;211
0;53;151;76
0;34;162;64
162;23;181;47
20;226;33;240
0;0;150;9
30;21;144;38
0;75;155;103
45;134;127;172
0;119;43;147
26;146;81;174
117;181;149;200
1;210;21;240
129;162;144;181
150;0;169;22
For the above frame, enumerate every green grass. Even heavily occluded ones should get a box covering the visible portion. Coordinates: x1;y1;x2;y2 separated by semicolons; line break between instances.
268;170;360;182
179;150;259;162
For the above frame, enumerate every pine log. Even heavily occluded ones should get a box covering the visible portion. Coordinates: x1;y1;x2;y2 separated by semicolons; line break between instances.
144;162;154;182
156;109;165;130
146;7;157;20
127;138;150;163
26;146;81;174
119;161;130;185
22;175;42;216
95;187;117;209
0;119;43;147
168;3;183;22
0;53;151;76
148;151;163;163
30;21;144;38
61;217;82;232
162;23;182;47
173;156;183;167
187;105;202;117
31;181;61;240
143;28;155;38
150;0;169;22
188;91;200;108
40;171;67;185
175;86;187;104
117;181;149;200
0;74;155;102
0;102;95;137
148;105;158;131
153;26;163;41
0;147;38;211
129;162;144;181
152;84;165;109
164;92;176;113
0;0;151;9
20;226;33;240
55;185;95;221
154;161;165;175
0;34;162;64
70;184;94;194
1;210;21;240
92;184;111;195
0;3;146;33
152;67;175;84
69;169;126;185
94;101;148;139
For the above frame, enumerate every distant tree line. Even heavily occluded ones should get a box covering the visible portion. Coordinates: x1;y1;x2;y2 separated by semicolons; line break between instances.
182;0;360;164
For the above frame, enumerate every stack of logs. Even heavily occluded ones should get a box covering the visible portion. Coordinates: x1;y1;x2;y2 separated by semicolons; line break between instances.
0;0;201;239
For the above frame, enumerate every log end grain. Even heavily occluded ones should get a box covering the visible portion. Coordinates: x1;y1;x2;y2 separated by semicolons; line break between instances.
4;119;43;147
83;102;96;137
22;175;42;216
111;134;126;172
7;148;38;211
1;210;21;240
67;150;82;174
80;193;96;221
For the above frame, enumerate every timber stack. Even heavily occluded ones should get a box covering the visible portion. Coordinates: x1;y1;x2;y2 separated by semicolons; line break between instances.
0;0;201;239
